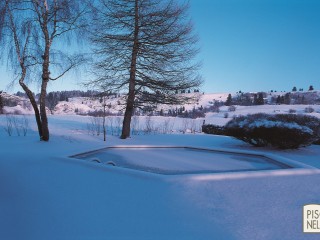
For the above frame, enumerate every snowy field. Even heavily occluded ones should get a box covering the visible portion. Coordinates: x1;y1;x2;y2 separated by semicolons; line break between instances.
1;114;320;240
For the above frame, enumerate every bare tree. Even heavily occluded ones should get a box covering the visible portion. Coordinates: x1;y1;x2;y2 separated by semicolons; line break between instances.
96;90;113;141
89;0;202;139
0;0;87;141
0;0;43;137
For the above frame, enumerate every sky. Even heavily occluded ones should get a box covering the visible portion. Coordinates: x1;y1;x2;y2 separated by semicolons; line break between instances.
1;0;320;94
191;0;320;93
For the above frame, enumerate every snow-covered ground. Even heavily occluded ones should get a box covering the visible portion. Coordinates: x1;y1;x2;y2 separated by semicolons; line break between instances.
1;114;320;240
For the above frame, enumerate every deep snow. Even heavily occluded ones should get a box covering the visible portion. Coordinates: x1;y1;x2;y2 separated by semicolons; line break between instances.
1;114;320;240
72;146;293;175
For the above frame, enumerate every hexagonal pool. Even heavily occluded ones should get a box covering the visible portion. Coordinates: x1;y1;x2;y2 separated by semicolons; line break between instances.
70;146;294;175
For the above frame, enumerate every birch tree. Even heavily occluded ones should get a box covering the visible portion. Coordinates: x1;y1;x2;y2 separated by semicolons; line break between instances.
0;0;87;141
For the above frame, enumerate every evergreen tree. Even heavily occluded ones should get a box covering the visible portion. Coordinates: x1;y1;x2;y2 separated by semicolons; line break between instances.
243;95;253;106
47;92;59;112
253;94;258;105
292;86;297;92
257;92;264;105
309;85;314;91
225;94;232;106
284;93;291;104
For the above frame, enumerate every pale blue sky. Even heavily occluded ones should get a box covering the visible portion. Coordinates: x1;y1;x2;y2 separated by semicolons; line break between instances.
191;0;320;92
1;0;320;93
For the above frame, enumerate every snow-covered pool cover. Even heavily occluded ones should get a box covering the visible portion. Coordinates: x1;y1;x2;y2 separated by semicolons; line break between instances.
70;146;292;175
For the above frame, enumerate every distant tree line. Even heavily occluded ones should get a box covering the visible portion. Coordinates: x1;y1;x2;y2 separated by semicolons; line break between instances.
165;106;205;119
46;90;109;112
271;92;320;105
224;90;320;106
126;105;205;119
292;85;314;92
225;92;266;106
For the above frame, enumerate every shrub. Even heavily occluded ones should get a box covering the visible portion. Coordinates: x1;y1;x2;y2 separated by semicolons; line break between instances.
272;114;320;136
202;124;226;136
288;109;296;114
3;114;29;136
305;106;314;113
228;105;236;112
225;113;320;149
13;109;22;115
208;105;220;113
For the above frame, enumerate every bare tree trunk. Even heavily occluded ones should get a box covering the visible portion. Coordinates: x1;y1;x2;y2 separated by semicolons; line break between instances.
39;39;50;141
38;4;51;142
121;86;135;139
39;79;49;141
121;0;139;139
19;71;43;138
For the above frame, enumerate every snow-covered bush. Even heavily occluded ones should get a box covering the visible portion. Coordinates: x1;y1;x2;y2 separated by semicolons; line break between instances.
131;116;140;135
160;118;175;134
225;113;320;149
180;118;190;133
114;117;123;136
228;105;236;112
3;114;14;136
87;117;102;136
305;106;314;113
202;124;226;136
144;116;154;134
3;114;29;136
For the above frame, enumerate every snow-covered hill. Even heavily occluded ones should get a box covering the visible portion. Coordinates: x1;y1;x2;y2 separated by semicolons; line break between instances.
2;90;320;120
52;90;320;114
0;92;34;114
